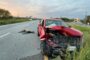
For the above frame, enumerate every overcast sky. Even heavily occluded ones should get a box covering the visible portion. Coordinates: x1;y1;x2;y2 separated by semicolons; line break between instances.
0;0;89;19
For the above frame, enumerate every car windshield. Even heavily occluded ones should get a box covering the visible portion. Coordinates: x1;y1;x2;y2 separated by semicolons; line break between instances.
46;20;68;27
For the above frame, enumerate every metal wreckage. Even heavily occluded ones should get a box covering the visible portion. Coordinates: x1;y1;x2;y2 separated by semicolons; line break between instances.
37;19;83;60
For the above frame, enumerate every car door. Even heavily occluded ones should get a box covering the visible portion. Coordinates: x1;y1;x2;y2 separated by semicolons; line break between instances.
38;20;46;40
38;20;42;35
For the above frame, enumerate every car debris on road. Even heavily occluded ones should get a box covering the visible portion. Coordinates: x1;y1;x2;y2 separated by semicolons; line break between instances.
19;29;35;34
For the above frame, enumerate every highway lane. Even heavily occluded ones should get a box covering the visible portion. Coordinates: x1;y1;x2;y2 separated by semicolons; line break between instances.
0;21;33;31
0;20;43;60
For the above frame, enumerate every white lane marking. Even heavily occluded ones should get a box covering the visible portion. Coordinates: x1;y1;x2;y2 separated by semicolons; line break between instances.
0;32;10;39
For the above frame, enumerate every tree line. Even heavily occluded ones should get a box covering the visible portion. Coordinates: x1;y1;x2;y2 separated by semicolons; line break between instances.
0;8;13;19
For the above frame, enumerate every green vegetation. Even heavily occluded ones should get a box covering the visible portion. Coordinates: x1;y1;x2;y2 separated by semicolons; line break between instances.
0;18;30;25
0;8;13;19
61;17;74;22
86;16;90;24
0;8;31;25
71;25;90;60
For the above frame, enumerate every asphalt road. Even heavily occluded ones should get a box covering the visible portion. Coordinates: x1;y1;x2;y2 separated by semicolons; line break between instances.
0;20;43;60
1;20;87;60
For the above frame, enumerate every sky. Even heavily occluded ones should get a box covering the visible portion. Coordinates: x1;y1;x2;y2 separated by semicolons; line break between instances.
0;0;90;19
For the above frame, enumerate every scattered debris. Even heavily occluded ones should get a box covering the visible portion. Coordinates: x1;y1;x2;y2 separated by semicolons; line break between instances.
19;29;35;34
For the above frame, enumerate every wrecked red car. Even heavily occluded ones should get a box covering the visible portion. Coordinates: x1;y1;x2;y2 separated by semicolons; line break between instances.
37;19;83;59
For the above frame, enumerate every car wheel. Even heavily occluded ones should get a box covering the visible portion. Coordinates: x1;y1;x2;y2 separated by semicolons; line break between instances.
40;41;51;56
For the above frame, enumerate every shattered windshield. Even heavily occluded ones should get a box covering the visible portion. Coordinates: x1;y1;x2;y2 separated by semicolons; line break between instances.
46;20;68;27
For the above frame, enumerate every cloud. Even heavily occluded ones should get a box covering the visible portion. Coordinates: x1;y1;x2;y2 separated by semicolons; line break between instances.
0;0;89;18
0;0;42;16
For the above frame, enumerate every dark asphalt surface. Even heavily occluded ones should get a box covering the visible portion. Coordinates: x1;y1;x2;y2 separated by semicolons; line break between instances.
0;20;43;60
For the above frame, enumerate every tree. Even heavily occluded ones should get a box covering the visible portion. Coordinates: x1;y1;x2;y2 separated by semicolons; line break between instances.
0;8;13;19
61;17;73;22
86;16;90;23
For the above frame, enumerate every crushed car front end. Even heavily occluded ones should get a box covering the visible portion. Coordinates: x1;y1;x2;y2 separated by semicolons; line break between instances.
39;19;83;59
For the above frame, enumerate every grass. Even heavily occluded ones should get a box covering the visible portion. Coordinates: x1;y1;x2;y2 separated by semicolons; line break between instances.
71;25;90;60
0;18;30;25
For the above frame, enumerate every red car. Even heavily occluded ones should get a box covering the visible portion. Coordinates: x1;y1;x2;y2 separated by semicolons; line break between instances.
37;19;83;59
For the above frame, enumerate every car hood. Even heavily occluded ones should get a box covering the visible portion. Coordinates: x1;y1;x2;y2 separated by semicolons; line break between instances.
46;26;83;37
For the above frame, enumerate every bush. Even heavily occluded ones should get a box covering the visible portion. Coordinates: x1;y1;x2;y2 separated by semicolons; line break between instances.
0;18;30;25
71;25;90;60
